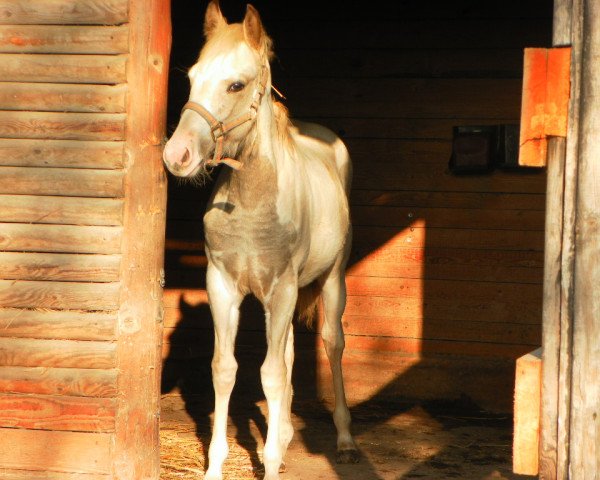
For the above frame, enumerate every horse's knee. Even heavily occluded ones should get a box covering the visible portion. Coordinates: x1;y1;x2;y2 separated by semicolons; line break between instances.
212;355;238;393
260;360;286;398
321;324;345;358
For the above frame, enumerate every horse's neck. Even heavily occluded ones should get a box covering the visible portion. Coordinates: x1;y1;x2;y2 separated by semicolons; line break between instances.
221;101;291;210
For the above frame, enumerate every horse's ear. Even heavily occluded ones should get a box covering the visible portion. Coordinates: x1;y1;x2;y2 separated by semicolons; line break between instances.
243;4;264;50
204;0;227;38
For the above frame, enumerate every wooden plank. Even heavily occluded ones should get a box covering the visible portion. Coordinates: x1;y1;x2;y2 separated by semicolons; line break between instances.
170;188;547;212
0;195;123;225
351;162;547;194
352;224;545;252
0;0;128;25
0;308;116;341
350;205;545;231
0;82;127;113
347;245;543;284
0;112;126;141
0;469;109;480
0;139;124;169
518;48;571;167
0;224;123;254
350;190;546;211
0;25;128;54
266;18;551;49
513;348;542;475
0;54;127;84
0;429;112;474
0;366;117;397
0;338;116;369
0;167;124;197
0;394;115;432
295;117;517;141
165;223;546;253
0;252;121;282
272;47;524;79
281;78;522;119
0;280;120;310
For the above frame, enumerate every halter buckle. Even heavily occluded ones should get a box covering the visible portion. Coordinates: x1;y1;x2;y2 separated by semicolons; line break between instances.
210;122;225;142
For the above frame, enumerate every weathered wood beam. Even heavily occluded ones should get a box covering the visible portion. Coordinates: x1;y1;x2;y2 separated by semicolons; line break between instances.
0;54;127;84
0;25;128;53
0;0;128;25
112;0;171;478
0;139;124;169
0;308;116;341
0;223;123;254
0;82;126;113
0;195;123;225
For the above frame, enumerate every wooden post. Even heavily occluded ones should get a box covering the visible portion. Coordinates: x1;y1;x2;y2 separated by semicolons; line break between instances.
540;0;600;479
568;0;600;476
113;0;171;478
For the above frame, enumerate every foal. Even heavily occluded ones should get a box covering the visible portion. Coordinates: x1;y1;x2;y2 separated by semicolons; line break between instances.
163;2;358;478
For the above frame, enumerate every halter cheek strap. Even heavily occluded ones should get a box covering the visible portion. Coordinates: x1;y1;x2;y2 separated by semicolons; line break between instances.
182;65;269;170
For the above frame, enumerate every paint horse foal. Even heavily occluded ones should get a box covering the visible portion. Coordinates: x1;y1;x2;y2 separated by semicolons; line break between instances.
163;2;358;478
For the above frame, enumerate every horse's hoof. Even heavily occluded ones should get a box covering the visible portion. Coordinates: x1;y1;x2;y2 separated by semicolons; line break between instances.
336;448;360;464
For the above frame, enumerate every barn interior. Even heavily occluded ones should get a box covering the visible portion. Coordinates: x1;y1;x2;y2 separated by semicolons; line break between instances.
160;0;553;478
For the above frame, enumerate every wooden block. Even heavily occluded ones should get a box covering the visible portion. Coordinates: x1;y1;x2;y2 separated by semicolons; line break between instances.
513;347;542;475
519;48;571;167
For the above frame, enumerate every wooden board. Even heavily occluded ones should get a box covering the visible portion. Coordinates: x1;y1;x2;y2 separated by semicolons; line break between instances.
0;279;120;310
0;308;116;341
0;167;124;197
0;112;126;141
0;252;121;282
0;54;127;84
0;139;124;169
0;338;116;369
0;25;128;54
0;0;128;25
0;82;127;113
0;428;112;475
0;469;109;480
0;366;117;397
280;78;523;119
0;195;123;225
0;394;115;432
0;224;123;254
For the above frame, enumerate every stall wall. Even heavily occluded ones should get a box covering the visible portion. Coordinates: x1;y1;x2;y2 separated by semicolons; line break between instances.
162;0;553;413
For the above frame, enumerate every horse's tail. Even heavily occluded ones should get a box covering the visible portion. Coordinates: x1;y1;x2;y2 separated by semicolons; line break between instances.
296;282;322;330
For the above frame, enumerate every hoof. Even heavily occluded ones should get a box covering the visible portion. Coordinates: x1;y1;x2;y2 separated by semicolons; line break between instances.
336;448;360;464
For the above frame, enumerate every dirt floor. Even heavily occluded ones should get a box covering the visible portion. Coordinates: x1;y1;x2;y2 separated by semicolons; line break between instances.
160;393;537;480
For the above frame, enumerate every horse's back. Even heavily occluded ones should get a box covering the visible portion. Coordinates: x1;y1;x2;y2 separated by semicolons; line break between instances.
291;120;352;194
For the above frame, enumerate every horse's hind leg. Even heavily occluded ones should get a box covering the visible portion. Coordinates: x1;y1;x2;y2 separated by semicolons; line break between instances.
320;248;359;463
205;264;243;480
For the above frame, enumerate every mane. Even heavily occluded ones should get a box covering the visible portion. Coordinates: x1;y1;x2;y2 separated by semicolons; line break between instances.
272;100;295;153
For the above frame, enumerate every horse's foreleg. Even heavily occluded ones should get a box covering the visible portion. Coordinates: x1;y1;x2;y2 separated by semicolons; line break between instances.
261;279;297;480
321;270;359;464
205;265;242;480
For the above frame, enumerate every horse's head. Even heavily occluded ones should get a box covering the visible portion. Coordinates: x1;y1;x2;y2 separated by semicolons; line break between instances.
163;0;272;178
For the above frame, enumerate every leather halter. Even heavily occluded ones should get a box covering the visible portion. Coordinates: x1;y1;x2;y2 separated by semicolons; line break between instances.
181;65;269;170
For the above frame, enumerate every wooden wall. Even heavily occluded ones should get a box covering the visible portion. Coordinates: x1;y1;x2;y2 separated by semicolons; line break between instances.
0;0;170;478
162;0;553;412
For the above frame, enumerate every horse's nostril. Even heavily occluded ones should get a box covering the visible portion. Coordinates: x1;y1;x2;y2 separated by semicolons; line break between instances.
181;148;191;166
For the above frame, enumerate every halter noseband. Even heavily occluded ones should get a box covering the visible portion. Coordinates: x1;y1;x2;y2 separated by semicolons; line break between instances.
181;65;269;170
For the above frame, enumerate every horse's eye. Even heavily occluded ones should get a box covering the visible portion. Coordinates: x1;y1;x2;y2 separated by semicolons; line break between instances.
227;82;246;93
